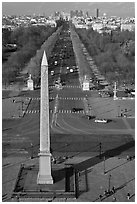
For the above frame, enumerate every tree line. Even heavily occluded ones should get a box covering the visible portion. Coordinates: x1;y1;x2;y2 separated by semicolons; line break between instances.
76;27;135;84
2;25;57;86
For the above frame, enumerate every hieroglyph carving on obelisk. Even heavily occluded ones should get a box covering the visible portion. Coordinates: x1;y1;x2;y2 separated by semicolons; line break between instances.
37;51;53;184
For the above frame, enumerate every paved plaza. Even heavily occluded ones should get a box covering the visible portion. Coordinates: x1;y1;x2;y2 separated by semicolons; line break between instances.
87;97;135;119
3;154;135;202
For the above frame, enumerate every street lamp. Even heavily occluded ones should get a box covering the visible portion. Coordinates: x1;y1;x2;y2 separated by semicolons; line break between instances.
18;106;20;117
103;156;106;174
21;100;24;112
99;142;102;159
108;174;112;192
30;143;34;159
118;105;120;117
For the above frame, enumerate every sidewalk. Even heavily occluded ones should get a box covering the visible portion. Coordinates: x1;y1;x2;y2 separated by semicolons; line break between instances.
2;96;31;119
2;156;38;201
2;154;135;202
77;157;135;202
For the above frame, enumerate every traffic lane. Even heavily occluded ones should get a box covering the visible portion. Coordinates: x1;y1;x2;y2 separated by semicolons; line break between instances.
70;29;92;78
58;89;85;101
68;113;134;131
27;98;40;111
58;97;84;111
61;76;80;86
3;113;134;159
54;112;134;136
49;88;58;99
49;99;56;111
59;87;92;98
60;68;78;77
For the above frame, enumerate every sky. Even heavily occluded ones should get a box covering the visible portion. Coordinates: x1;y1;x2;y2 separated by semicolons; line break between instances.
2;1;135;18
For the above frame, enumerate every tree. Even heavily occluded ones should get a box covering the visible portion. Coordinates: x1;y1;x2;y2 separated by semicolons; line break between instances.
2;25;57;85
76;27;135;84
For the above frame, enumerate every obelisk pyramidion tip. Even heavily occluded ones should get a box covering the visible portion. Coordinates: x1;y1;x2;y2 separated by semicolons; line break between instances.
41;50;48;66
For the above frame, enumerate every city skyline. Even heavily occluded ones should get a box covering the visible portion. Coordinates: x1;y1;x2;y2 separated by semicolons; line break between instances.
2;2;135;18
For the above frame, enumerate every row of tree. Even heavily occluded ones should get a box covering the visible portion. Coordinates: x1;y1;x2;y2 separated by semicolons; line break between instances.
76;28;135;84
2;25;57;86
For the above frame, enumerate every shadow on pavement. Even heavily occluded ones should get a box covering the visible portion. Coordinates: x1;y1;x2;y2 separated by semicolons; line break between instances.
72;140;134;198
73;140;134;172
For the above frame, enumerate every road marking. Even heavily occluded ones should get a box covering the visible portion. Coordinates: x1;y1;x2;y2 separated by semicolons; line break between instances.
25;109;40;114
63;85;81;89
49;85;55;89
25;109;84;115
58;97;83;100
31;97;40;100
57;110;85;114
50;97;55;100
31;97;59;100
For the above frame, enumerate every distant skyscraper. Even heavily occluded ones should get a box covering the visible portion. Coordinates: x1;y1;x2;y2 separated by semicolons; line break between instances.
75;10;78;17
70;10;73;18
86;11;89;18
96;8;99;18
79;10;83;17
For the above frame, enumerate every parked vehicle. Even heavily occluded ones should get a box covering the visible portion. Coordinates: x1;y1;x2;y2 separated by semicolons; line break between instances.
95;119;108;123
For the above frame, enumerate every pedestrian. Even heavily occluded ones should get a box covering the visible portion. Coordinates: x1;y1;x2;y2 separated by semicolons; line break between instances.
112;196;116;202
104;190;107;196
99;194;103;200
127;192;130;200
16;195;19;202
112;186;116;194
52;156;55;163
127;155;130;161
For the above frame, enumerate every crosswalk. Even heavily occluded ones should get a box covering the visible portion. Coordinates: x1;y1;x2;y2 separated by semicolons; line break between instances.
31;97;84;101
55;109;85;114
49;85;81;89
29;96;135;101
63;85;81;89
60;97;83;100
25;109;85;114
49;85;55;89
31;98;40;100
25;110;40;114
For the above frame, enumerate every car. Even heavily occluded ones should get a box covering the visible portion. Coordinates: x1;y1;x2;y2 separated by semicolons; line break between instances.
95;119;108;123
72;108;77;112
51;71;54;76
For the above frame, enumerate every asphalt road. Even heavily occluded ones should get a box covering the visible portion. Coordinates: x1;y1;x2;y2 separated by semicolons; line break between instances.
2;22;134;159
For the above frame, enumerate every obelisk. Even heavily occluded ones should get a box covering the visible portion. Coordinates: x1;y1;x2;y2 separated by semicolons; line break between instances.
37;51;53;184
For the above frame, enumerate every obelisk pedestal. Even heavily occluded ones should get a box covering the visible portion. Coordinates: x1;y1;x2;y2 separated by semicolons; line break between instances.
37;152;53;184
37;51;53;184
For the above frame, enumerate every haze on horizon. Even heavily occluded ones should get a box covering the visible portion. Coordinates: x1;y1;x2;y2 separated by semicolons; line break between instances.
2;2;135;18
